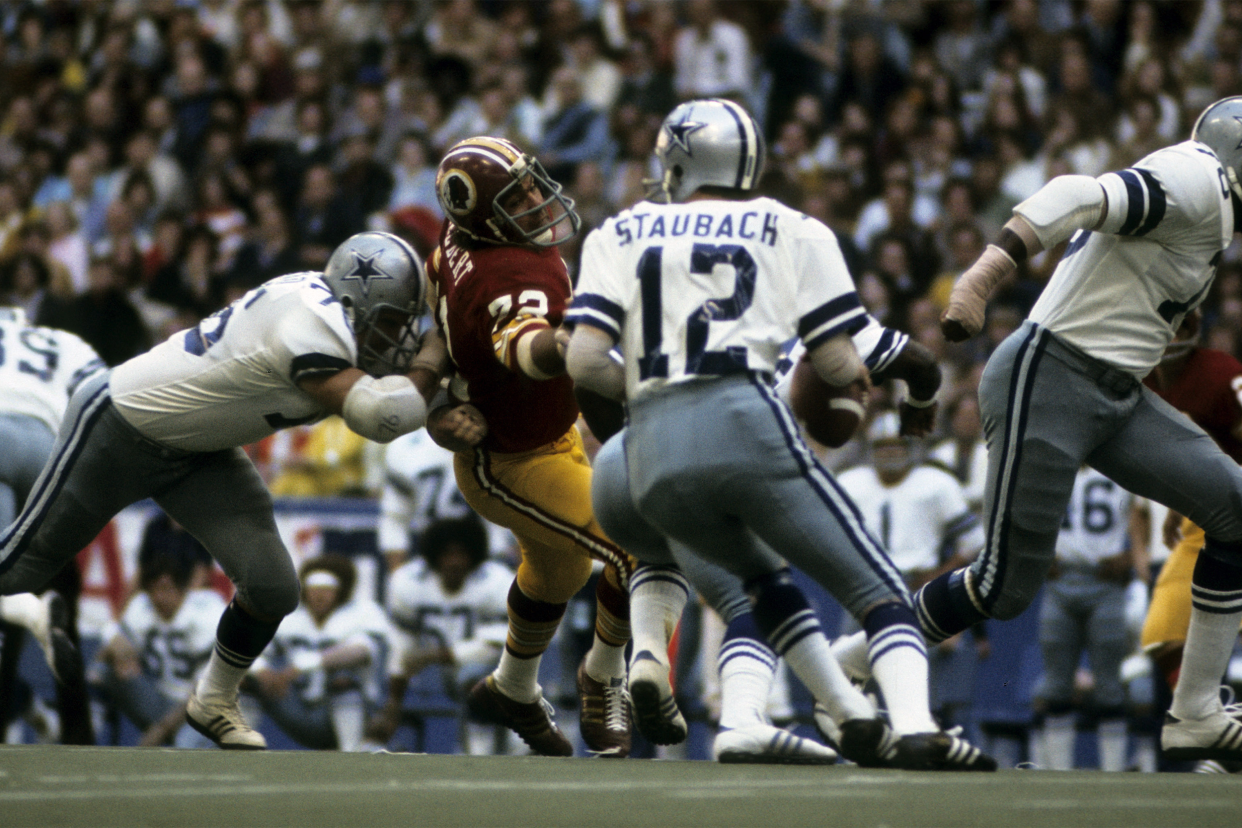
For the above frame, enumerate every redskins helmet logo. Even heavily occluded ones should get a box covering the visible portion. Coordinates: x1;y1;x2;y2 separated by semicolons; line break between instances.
438;170;477;216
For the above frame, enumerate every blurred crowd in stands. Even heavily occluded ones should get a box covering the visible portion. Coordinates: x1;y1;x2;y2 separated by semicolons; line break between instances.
2;0;1242;764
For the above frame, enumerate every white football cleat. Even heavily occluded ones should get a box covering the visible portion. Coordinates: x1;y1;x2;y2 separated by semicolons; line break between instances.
187;693;267;750
714;723;838;765
1163;704;1242;763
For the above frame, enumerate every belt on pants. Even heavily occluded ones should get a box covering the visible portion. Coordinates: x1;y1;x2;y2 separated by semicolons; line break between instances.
1038;327;1141;395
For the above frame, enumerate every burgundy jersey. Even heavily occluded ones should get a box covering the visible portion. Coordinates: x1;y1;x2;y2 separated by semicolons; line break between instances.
1145;347;1242;464
427;223;578;453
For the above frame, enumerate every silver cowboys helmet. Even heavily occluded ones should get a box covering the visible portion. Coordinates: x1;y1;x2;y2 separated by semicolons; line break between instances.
1192;96;1242;201
323;230;425;376
653;98;766;203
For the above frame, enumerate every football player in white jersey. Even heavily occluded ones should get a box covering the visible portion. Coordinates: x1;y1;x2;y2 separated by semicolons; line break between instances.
367;515;512;753
0;307;104;726
580;318;947;765
838;96;1242;763
566;98;993;770
837;412;984;593
0;231;453;750
377;429;514;572
94;545;225;747
247;555;390;752
1035;466;1141;772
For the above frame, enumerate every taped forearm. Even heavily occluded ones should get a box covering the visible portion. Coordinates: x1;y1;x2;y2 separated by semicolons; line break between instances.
807;332;863;386
942;245;1016;339
566;325;625;400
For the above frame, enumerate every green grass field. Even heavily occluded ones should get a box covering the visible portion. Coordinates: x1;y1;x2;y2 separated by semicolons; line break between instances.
2;746;1241;828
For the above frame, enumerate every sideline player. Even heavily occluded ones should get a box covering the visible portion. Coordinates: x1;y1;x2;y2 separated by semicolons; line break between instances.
835;96;1242;763
424;137;634;757
0;306;103;740
0;231;450;749
566;98;994;770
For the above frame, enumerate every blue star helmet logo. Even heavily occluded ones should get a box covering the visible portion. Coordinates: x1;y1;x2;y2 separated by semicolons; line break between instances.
342;251;392;297
666;113;707;156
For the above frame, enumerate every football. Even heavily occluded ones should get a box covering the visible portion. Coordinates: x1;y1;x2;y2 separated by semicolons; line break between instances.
788;357;868;448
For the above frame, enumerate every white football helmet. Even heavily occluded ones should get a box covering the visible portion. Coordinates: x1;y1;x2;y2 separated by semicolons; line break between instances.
1192;96;1242;200
652;98;766;203
323;231;425;376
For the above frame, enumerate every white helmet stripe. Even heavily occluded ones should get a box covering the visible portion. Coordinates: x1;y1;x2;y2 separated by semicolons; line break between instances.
719;99;758;190
443;146;514;171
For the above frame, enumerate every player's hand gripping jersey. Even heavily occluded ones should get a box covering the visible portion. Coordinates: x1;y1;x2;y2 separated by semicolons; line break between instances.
1028;142;1234;376
109;273;358;452
426;223;578;452
570;197;867;403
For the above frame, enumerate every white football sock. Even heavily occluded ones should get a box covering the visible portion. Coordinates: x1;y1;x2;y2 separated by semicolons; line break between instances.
331;695;367;752
584;635;627;681
1171;606;1242;721
195;650;250;705
0;593;46;637
1097;718;1128;772
868;630;938;734
718;639;776;730
828;630;871;682
783;633;874;725
1041;713;1076;770
492;650;542;704
628;568;689;667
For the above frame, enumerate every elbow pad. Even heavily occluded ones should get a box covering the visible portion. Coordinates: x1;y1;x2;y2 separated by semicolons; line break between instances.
1012;175;1106;251
342;374;427;443
808;332;863;386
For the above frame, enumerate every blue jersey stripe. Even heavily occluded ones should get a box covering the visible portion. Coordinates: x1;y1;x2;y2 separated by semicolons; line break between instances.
1134;168;1167;236
797;293;862;341
1116;170;1146;235
570;292;626;325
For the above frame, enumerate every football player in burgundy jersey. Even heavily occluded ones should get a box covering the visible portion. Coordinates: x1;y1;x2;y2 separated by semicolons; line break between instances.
1142;311;1242;719
424;137;633;757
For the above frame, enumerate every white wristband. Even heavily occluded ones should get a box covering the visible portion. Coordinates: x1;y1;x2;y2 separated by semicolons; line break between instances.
904;395;936;409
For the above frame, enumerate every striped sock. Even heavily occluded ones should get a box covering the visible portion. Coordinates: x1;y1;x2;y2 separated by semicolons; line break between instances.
863;602;938;734
197;600;281;704
494;580;565;704
628;564;689;670
913;568;986;645
746;569;872;724
717;614;776;730
585;565;632;680
1171;547;1242;721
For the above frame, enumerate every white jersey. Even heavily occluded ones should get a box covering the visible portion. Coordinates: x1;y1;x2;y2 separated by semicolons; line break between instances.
110;273;357;452
836;464;984;575
105;588;226;700
570;197;866;403
385;557;511;675
773;314;909;403
1027;141;1234;376
256;599;390;704
0;307;105;433
377;430;513;557
1055;467;1134;566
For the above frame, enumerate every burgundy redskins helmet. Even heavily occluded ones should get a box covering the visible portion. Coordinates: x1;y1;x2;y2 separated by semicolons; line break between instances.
435;137;581;248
